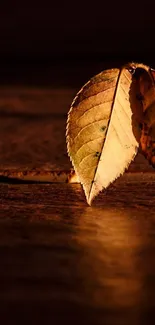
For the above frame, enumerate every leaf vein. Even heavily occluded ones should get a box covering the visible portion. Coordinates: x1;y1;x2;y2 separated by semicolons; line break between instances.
73;118;107;141
75;136;103;157
74;85;115;106
76;100;112;121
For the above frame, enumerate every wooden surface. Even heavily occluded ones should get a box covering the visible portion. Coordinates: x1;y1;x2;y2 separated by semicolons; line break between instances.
1;87;155;324
1;182;155;324
0;87;74;171
0;86;154;174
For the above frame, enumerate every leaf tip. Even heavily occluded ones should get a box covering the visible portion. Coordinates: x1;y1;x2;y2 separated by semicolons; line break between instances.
86;189;97;206
87;197;93;206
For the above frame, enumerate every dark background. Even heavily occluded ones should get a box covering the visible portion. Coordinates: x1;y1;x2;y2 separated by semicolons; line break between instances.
0;0;154;87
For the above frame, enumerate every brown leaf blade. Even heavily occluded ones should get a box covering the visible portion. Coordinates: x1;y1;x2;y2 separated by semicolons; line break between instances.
137;64;155;167
66;66;139;205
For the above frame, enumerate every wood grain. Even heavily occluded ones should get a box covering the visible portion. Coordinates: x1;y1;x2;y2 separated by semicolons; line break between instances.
0;87;154;181
0;87;155;324
0;182;155;324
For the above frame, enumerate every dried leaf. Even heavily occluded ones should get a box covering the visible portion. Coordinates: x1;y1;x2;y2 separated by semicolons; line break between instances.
66;64;141;205
135;64;155;167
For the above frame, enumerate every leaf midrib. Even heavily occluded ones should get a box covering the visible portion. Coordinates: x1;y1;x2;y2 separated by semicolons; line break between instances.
87;68;123;202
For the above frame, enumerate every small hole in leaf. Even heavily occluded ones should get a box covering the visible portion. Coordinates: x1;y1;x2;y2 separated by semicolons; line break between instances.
100;126;106;132
94;151;101;157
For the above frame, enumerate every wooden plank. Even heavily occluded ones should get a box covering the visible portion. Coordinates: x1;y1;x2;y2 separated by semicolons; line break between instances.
0;87;154;179
0;83;155;324
1;178;155;214
0;89;72;171
0;182;155;324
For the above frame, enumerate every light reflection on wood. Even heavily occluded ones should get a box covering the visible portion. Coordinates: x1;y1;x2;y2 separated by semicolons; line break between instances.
73;207;146;311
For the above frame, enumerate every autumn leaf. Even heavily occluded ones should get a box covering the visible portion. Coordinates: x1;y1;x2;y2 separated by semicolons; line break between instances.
66;64;142;205
135;64;155;167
